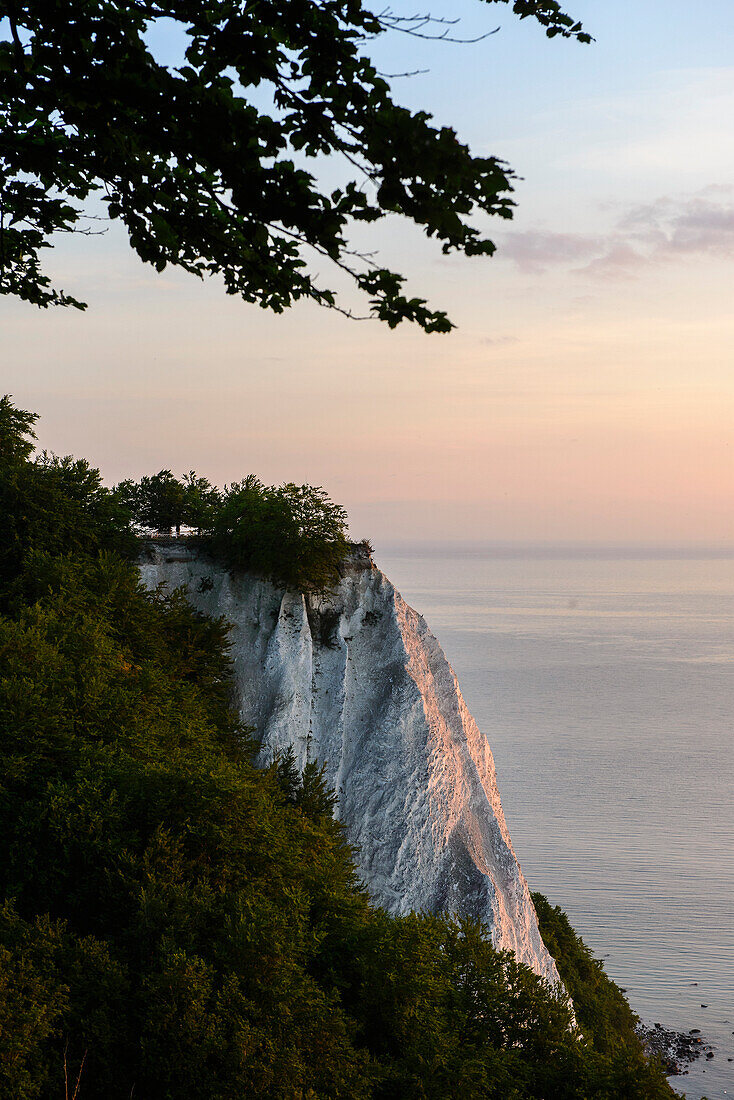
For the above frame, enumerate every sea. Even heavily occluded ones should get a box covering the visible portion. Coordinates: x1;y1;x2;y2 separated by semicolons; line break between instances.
377;544;734;1100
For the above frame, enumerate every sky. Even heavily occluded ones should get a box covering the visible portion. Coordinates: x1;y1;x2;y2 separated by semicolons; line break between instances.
3;0;734;548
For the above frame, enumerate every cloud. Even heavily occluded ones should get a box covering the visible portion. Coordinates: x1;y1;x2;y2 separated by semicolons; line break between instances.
495;231;602;271
480;335;520;347
581;244;646;279
498;188;734;277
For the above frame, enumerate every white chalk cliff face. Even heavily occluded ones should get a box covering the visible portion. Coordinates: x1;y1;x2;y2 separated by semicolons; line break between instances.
139;542;560;985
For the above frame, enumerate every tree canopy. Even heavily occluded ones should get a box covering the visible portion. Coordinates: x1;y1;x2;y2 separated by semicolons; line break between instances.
112;467;351;592
209;477;350;593
0;394;37;464
107;461;352;590
0;0;588;331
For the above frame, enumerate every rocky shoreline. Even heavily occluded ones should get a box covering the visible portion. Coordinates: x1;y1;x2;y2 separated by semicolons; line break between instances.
636;1021;711;1076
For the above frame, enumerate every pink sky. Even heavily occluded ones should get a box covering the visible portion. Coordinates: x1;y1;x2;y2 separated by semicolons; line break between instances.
2;3;734;546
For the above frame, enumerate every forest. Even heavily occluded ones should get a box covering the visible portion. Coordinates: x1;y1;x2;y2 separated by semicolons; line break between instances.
0;398;675;1098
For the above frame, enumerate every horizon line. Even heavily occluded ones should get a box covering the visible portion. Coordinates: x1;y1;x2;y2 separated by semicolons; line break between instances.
372;540;734;560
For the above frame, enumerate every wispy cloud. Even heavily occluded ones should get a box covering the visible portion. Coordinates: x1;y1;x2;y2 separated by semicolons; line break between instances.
499;187;734;276
480;335;520;347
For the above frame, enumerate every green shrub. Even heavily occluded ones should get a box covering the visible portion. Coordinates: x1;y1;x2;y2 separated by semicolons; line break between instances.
532;892;675;1094
210;476;349;592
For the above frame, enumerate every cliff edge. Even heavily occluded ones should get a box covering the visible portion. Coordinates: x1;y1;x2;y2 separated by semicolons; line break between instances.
139;541;560;985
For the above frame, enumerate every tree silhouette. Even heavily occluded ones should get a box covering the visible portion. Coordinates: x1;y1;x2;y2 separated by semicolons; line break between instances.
0;1;588;331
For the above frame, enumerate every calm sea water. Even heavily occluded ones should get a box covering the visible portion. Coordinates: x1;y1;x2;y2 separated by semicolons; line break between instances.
377;545;734;1100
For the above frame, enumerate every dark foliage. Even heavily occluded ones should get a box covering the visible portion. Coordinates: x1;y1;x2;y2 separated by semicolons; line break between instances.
532;892;676;1095
1;0;587;330
114;466;350;592
0;394;37;463
0;437;138;612
128;469;188;535
533;892;640;1052
114;470;223;536
210;477;350;593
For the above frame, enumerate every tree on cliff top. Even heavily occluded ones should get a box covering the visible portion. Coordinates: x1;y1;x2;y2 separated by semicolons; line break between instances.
211;477;350;592
0;1;589;332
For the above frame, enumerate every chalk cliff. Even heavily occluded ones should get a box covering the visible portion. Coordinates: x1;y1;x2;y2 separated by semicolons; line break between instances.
139;542;560;984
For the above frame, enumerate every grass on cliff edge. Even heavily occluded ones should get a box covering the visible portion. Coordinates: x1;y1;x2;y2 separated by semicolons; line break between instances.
0;398;676;1098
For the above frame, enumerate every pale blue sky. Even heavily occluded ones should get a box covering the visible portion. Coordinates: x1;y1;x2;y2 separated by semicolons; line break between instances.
3;1;734;546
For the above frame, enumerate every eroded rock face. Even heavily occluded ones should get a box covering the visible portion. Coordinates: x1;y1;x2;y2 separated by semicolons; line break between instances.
139;542;560;984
